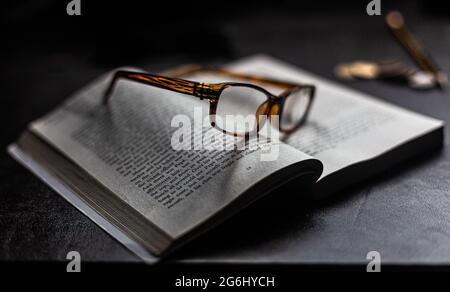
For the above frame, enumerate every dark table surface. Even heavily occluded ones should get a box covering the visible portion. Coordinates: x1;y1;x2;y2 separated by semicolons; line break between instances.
1;0;450;270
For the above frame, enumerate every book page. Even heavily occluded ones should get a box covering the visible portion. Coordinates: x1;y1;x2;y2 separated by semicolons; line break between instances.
226;55;444;179
30;68;320;239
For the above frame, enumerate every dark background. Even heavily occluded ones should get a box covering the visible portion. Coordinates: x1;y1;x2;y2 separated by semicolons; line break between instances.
1;0;450;272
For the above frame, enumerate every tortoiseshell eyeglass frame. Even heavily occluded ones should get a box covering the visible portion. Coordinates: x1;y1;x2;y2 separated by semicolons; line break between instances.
102;65;316;137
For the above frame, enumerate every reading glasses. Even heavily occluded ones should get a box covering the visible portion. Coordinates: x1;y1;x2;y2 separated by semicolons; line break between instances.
102;66;316;137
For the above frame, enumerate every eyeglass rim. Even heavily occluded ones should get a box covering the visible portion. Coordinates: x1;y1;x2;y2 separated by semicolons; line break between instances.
208;82;315;137
277;85;316;134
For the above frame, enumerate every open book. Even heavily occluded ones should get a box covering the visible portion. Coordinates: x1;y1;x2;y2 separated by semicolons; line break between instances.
8;55;444;262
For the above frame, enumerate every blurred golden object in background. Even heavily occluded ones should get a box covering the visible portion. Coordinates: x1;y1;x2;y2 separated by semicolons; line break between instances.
386;10;448;90
335;60;435;89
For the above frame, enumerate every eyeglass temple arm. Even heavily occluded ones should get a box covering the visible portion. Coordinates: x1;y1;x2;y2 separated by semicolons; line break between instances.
102;70;221;105
166;65;312;90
